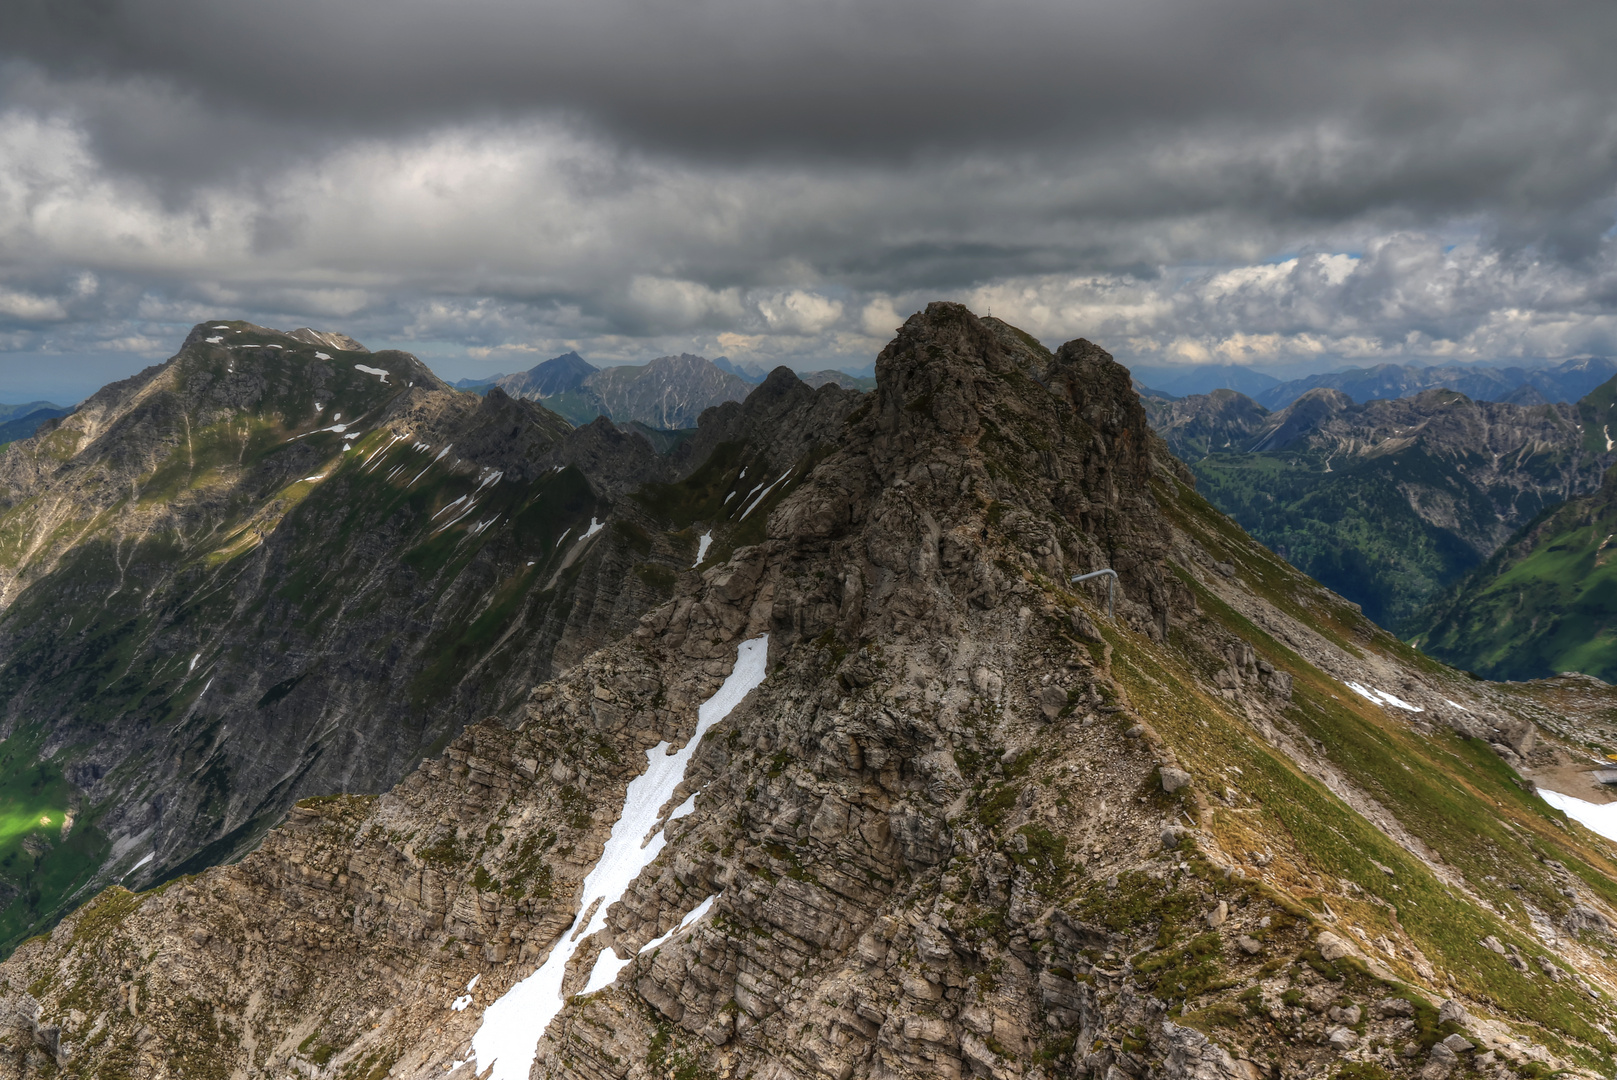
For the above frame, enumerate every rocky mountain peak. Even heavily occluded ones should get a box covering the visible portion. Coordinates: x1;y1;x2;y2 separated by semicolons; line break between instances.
287;327;369;353
1;306;1615;1080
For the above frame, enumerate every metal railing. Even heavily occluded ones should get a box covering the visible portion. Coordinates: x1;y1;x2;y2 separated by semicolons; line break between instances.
1070;568;1117;619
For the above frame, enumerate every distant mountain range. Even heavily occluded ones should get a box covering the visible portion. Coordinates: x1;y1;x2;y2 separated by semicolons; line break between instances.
453;353;873;427
1143;381;1617;629
1130;363;1282;399
1134;356;1617;409
0;401;71;445
1408;374;1617;682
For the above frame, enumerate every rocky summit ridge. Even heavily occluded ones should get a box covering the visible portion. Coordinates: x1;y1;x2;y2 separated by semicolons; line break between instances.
0;319;819;953
0;305;1615;1080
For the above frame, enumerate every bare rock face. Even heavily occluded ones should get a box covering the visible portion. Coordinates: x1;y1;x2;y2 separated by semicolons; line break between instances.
0;304;1614;1080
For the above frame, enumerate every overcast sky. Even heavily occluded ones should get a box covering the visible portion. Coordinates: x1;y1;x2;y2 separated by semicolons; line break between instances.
1;0;1615;401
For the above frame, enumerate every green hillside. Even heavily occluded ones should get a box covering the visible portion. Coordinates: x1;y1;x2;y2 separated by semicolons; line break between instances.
1190;444;1547;630
1410;465;1617;681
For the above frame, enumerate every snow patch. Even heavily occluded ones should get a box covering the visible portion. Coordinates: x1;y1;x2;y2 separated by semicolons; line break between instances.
452;995;474;1012
1345;681;1424;712
1539;789;1617;844
205;336;223;344
1606;425;1613;452
301;475;325;483
693;530;712;567
354;363;391;383
126;852;154;876
581;517;605;540
586;892;720;994
315;351;331;360
1443;698;1469;712
469;637;769;1080
638;894;718;955
739;470;792;520
212;325;230;330
669;792;698;821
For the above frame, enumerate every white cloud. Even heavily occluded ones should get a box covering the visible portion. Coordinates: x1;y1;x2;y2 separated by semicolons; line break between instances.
0;288;65;321
756;290;843;335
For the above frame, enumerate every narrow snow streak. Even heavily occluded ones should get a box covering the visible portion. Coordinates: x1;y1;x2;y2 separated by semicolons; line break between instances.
126;852;154;876
1344;681;1423;713
693;531;712;567
433;496;468;520
1539;789;1617;844
583;890;719;993
739;470;792;520
470;637;769;1080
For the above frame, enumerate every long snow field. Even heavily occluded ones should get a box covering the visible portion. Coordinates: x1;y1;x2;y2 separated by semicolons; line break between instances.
468;635;769;1080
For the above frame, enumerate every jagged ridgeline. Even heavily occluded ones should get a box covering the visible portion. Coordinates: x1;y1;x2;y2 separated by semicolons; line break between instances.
0;321;742;951
3;304;1617;1080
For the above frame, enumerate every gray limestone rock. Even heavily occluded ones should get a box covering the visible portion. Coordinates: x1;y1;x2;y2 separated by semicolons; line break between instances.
1160;767;1193;794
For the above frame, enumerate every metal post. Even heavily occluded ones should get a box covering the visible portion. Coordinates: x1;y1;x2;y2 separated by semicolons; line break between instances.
1070;568;1117;619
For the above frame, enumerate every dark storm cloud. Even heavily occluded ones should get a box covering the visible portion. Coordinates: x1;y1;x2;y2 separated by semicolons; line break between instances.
0;0;1614;401
6;0;1616;183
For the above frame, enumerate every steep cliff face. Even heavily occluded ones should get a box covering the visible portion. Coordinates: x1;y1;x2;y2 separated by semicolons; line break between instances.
3;306;1616;1080
0;323;748;950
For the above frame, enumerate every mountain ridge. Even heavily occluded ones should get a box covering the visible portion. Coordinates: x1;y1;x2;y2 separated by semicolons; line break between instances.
2;304;1615;1080
0;320;802;949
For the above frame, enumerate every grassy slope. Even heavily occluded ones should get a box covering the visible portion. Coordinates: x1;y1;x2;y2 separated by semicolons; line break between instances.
1125;475;1617;1066
1411;471;1617;682
972;379;1617;1066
